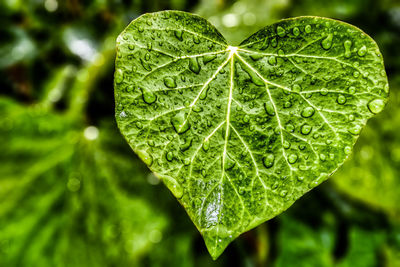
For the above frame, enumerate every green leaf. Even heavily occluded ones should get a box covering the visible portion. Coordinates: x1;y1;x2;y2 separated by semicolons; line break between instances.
114;10;389;259
0;98;168;266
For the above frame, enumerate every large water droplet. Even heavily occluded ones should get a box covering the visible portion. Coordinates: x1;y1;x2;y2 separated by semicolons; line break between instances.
160;174;183;198
264;102;275;116
263;153;275;168
301;124;312;135
115;69;124;84
242;65;264;86
174;30;183;41
250;54;263;61
336;94;346;105
137;150;153;166
344;40;352;58
288;154;298;164
189;57;201;74
357;45;367;57
348;124;361;135
166;151;174;161
141;88;157;104
367;98;385;114
164;77;177;88
140;58;152;71
171;112;190;134
203;54;217;64
301;106;315;118
321;34;333;50
292;27;300;36
202;139;210;151
199;85;210;100
277;26;286;37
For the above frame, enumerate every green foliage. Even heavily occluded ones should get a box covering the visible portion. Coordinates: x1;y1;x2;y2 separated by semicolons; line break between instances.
114;10;388;258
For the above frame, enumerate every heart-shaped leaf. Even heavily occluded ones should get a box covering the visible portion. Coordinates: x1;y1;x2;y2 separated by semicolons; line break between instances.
114;11;388;259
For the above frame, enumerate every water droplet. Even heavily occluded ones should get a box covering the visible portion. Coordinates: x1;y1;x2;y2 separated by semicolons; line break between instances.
292;84;301;93
202;139;210;151
137;150;153;166
115;69;124;84
250;54;263;61
305;25;312;33
203;54;217;64
193;36;200;44
344;146;351;155
284;101;292;108
344;40;352;58
225;155;236;170
348;124;361;135
301;124;312;135
268;56;277;65
242;65;264;86
138;26;144;33
353;71;360;78
336;94;346;105
286;123;294;132
292;27;300;36
280;190;288;197
166;151;174;161
164;77;177;88
320;88;328;96
297;176;304;182
301;107;315;118
193;105;203;112
348;86;356;94
243;115;250;123
140;58;152;71
271;37;278;47
145;53;151;61
349;114;355;121
174;30;183;41
141;88;157;104
136;122;143;129
367;98;385;114
319;153;326;161
277;26;286;37
160;175;183;198
199;85;210;100
264;102;275;116
288;154;298;164
263;153;275;168
283;140;291;149
128;44;135;50
278;49;285;56
357;45;367;57
189;57;201;74
299;144;306;150
180;137;192;151
171;112;190;134
321;34;333;50
147;140;155;147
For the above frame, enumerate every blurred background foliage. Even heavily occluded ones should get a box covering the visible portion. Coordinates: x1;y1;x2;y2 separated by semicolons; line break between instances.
0;0;400;266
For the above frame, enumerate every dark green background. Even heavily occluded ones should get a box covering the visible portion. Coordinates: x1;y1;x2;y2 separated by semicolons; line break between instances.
1;0;399;266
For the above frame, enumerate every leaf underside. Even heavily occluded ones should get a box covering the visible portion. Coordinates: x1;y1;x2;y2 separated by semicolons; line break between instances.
114;11;388;259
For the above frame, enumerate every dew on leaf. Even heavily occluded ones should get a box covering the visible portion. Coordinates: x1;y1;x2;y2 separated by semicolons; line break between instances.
292;84;301;93
160;174;183;198
288;154;298;164
141;88;157;104
336;94;346;105
348;86;356;94
292;27;300;36
250;54;264;61
171;112;190;134
344;146;351;155
145;53;151;61
199;85;210;100
301;106;315;118
276;26;286;37
321;34;333;50
319;153;326;161
203;139;210;151
268;56;277;65
115;69;124;84
283;140;291;149
264;102;275;116
367;98;385;114
140;58;152;71
164;77;177;88
300;124;312;135
137;150;153;166
357;45;367;57
344;40;352;58
305;25;312;33
128;44;135;50
174;30;183;41
166;151;174;161
348;124;361;135
203;54;217;64
189;57;201;74
263;153;274;168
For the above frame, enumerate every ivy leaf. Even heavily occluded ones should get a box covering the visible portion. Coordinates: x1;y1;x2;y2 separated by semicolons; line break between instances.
114;11;389;259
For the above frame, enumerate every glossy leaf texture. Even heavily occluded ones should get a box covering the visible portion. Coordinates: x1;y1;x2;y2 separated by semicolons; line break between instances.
114;11;389;259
